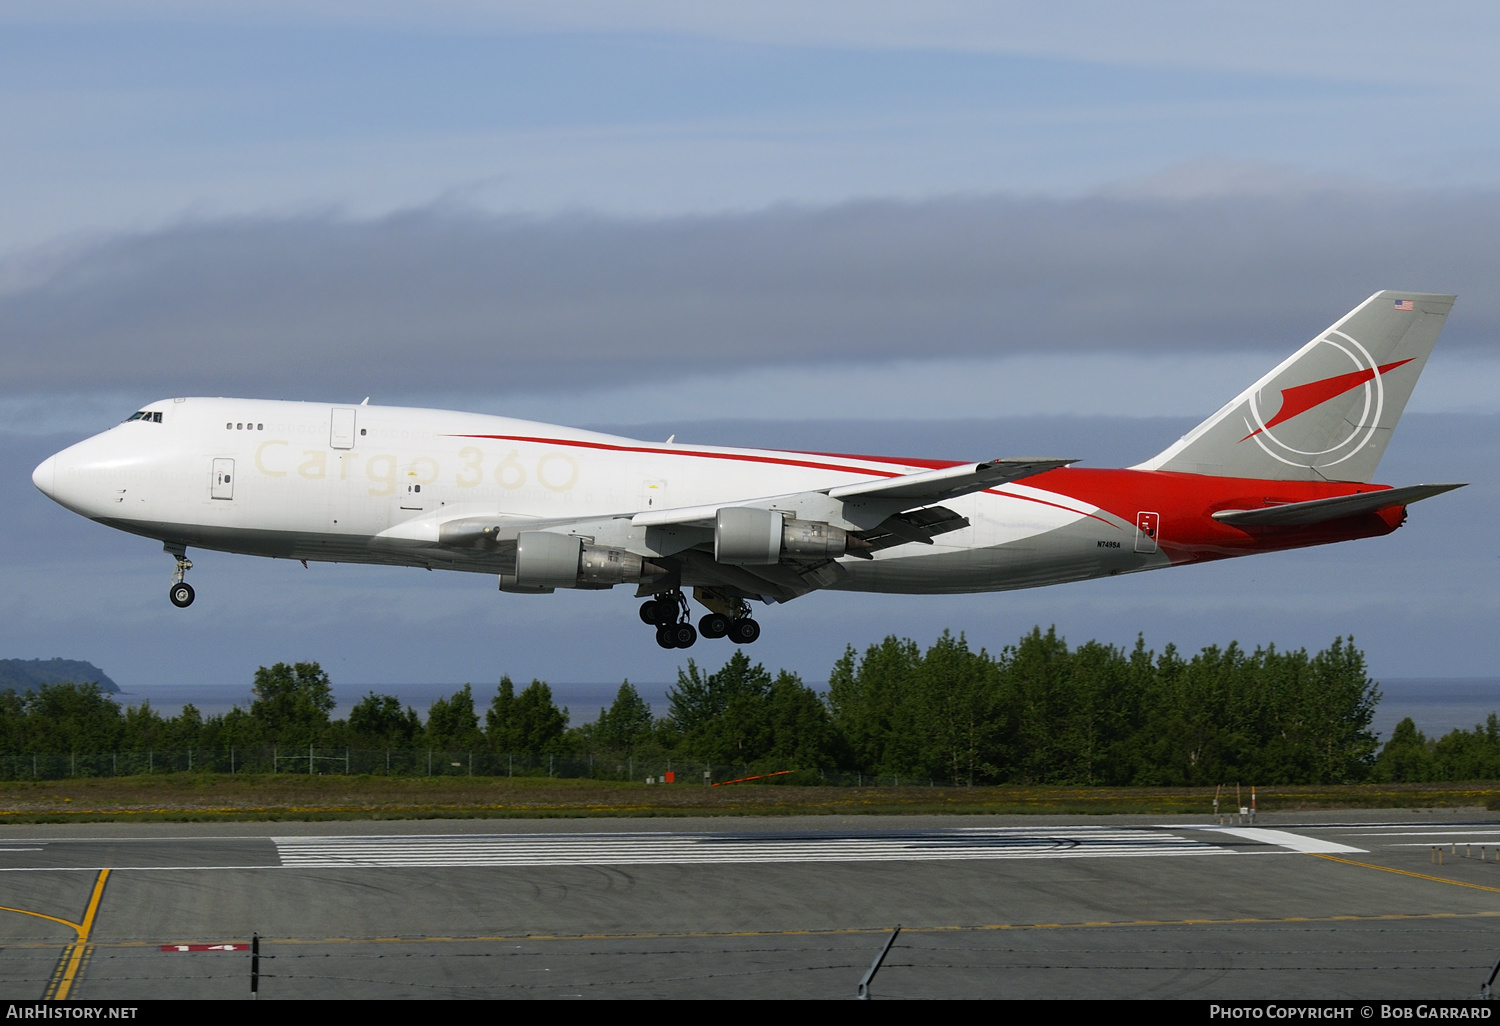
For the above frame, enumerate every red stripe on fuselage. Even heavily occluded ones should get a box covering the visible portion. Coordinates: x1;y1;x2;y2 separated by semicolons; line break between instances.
448;433;1114;524
1021;467;1402;561
447;433;1404;557
449;434;912;478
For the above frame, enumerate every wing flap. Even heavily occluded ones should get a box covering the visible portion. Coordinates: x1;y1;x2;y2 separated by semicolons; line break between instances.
827;457;1075;504
1211;482;1465;526
853;506;971;554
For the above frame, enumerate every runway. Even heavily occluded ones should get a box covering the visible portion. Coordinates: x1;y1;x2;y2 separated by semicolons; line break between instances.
2;812;1499;999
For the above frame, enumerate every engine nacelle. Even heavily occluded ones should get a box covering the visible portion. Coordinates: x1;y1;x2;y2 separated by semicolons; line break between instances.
714;508;848;565
506;531;651;589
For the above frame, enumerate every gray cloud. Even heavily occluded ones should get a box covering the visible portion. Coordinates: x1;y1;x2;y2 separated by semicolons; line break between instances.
2;190;1498;399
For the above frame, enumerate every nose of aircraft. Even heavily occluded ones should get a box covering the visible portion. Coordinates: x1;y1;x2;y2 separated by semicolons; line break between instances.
32;455;56;498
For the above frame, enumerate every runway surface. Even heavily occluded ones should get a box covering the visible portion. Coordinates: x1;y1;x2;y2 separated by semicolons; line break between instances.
2;812;1499;999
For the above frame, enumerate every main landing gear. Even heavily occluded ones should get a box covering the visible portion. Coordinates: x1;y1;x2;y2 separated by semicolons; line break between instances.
166;544;195;608
639;590;761;649
641;591;696;649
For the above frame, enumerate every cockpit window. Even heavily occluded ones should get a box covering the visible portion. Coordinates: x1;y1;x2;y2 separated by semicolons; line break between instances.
125;411;163;423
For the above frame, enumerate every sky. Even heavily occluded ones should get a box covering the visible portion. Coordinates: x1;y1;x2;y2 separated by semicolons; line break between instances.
2;3;1498;714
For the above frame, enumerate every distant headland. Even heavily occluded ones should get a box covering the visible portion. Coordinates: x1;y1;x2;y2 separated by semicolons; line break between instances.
0;658;120;694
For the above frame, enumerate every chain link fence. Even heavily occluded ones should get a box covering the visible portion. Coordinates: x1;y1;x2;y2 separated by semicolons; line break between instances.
0;749;926;785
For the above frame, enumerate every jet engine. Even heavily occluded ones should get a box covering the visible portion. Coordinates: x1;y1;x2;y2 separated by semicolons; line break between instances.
503;531;661;590
714;507;850;565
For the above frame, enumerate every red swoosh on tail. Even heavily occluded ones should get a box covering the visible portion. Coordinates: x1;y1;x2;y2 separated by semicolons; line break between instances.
1241;358;1414;441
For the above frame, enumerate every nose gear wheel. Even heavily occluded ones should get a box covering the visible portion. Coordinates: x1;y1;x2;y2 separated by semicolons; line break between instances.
166;545;195;608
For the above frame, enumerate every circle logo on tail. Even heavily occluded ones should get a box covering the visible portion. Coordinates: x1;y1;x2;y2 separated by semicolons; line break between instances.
1239;331;1411;471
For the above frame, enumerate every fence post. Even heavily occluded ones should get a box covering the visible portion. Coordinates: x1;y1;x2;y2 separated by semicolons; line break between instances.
346;749;350;775
549;754;553;778
309;744;313;775
428;750;432;776
149;749;153;774
468;752;472;776
273;745;277;775
70;751;74;777
508;752;512;777
231;746;235;775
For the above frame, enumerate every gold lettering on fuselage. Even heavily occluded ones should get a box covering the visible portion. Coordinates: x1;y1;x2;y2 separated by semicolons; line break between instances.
254;440;288;477
455;446;483;487
409;456;438;484
247;439;591;496
298;450;328;479
495;449;526;489
537;452;580;493
366;454;397;495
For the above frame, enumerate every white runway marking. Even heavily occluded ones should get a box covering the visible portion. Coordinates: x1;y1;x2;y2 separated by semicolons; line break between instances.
272;827;1234;868
1206;828;1366;854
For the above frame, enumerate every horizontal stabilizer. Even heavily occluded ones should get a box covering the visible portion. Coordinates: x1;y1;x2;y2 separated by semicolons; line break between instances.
827;458;1075;505
1211;483;1465;527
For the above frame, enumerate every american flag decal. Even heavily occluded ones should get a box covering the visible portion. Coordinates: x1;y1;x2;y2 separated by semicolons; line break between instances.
1394;299;1415;311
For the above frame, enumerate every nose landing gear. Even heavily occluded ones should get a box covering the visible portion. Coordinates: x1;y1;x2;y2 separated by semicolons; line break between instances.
166;544;195;608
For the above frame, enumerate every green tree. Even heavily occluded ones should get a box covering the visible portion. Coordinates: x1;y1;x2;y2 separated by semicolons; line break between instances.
1373;717;1436;782
763;671;840;770
1431;715;1500;780
23;682;124;754
425;684;485;750
163;704;205;750
670;653;772;764
349;692;422;748
486;676;520;751
915;631;1004;785
512;680;569;754
826;637;924;775
249;662;335;746
593;681;654;754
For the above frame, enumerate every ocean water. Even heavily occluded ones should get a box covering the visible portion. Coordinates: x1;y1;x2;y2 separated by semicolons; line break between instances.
1373;678;1500;740
111;677;1500;741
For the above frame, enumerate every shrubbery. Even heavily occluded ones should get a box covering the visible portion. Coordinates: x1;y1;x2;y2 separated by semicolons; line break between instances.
0;629;1483;785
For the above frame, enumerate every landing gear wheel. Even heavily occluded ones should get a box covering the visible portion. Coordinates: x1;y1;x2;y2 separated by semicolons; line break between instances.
640;600;662;625
699;613;730;639
728;618;760;644
656;625;678;649
671;623;698;648
169;582;195;608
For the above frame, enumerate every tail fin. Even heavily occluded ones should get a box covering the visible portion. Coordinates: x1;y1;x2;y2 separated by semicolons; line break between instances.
1135;290;1455;482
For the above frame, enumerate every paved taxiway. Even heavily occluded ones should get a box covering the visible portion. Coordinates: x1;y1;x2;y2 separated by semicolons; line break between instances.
3;811;1500;999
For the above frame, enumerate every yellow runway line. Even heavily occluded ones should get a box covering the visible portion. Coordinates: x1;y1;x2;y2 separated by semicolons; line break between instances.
60;908;1499;953
38;869;110;1001
1311;853;1500;894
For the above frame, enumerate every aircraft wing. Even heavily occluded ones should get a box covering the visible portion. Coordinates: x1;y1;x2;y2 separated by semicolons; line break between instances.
1211;483;1465;527
423;457;1074;602
631;457;1076;530
826;458;1076;504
